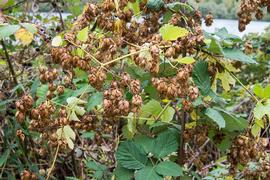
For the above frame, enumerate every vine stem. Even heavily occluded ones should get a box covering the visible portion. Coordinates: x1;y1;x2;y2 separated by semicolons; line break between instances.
45;142;60;180
156;100;171;120
101;48;149;67
101;45;172;67
178;111;188;166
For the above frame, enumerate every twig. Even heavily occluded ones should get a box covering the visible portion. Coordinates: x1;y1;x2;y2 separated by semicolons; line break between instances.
1;40;18;85
187;138;210;167
52;1;65;30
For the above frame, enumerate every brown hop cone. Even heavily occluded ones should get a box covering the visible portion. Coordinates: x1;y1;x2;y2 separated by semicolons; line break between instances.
31;109;40;119
205;12;213;26
103;99;112;110
255;9;263;20
130;80;141;95
16;129;25;142
131;95;143;113
120;73;131;87
244;41;253;54
111;89;123;100
118;100;130;115
57;85;65;95
167;84;178;99
165;47;176;58
20;170;31;180
16;111;25;124
16;100;25;112
48;83;56;92
132;94;143;106
22;95;34;109
189;86;200;101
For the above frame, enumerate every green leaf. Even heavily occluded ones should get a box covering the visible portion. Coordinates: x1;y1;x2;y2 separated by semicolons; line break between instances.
192;61;211;96
223;48;257;64
21;23;37;34
177;57;195;64
134;135;155;154
251;122;261;137
218;110;247;132
155;161;183;177
76;27;89;42
0;149;10;167
0;24;20;39
160;106;175;123
81;132;95;139
85;160;107;180
264;85;270;99
153;129;179;158
114;165;134;180
141;99;162;118
214;28;241;41
116;141;148;170
208;38;223;54
127;113;137;137
253;84;264;98
128;0;140;15
36;84;49;105
122;125;134;140
86;161;107;171
87;92;103;111
253;102;270;120
0;59;6;65
51;36;63;47
146;0;164;11
135;166;163;180
205;108;225;128
166;2;193;12
253;84;270;99
159;24;188;41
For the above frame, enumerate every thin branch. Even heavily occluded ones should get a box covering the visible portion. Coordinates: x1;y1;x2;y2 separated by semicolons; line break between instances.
1;40;18;85
1;0;26;11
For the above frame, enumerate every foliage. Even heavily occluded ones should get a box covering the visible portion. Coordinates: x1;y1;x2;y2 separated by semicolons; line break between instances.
0;0;270;180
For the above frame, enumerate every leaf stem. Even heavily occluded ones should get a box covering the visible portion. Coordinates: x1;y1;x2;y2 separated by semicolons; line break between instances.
156;100;172;120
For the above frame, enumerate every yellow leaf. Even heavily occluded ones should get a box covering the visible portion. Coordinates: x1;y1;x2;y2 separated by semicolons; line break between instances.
177;57;195;64
190;110;198;120
222;61;239;72
216;71;235;92
114;19;123;34
15;28;34;46
185;122;196;129
225;176;234;180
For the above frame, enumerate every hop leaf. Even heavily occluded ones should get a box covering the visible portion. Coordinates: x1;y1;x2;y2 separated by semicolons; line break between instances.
76;27;89;42
52;36;63;47
56;125;76;149
66;97;86;121
159;24;188;41
216;71;235;92
15;28;34;46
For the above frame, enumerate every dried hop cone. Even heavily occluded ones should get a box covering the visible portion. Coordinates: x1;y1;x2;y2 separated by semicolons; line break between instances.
205;12;213;26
